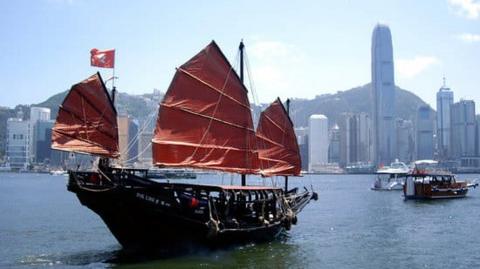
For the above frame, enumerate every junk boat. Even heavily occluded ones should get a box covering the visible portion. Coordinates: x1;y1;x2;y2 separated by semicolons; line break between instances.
403;160;478;199
52;41;317;250
371;159;409;191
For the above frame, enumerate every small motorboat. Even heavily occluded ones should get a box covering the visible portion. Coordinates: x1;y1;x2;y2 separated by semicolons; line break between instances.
403;160;478;199
371;159;410;191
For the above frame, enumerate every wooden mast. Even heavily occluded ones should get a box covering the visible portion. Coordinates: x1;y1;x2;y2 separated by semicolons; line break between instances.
284;98;290;192
240;40;247;186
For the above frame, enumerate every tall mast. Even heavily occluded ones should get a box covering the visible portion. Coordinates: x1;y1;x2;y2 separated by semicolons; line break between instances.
108;71;116;168
239;40;245;82
111;86;116;105
239;40;247;186
284;99;290;192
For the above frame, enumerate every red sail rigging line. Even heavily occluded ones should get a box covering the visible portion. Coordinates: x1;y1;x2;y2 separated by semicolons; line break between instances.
52;72;119;158
152;41;259;174
256;98;301;177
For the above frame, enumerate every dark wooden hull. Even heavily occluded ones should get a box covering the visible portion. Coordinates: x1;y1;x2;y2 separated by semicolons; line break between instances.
67;169;314;250
404;182;470;200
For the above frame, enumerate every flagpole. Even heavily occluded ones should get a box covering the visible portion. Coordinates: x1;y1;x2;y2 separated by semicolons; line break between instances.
111;55;116;105
111;67;116;104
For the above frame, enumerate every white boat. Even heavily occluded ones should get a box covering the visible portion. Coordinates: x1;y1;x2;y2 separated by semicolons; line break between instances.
0;162;11;172
371;159;410;191
50;169;67;176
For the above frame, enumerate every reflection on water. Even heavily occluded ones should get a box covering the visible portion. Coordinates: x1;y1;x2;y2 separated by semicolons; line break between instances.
16;239;302;268
19;248;117;268
2;173;480;268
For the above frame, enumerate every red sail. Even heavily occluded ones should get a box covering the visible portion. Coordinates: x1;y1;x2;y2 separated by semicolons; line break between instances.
152;41;259;174
52;72;119;158
256;98;301;176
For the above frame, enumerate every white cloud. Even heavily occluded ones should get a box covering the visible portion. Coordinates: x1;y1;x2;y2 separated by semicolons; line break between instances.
448;0;480;19
396;56;440;79
456;33;480;42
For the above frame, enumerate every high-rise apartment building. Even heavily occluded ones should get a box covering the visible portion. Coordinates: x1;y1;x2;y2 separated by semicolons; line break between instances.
308;114;328;172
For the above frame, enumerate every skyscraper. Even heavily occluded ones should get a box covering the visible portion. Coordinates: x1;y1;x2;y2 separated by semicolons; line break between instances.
339;113;374;167
308;114;328;172
29;107;51;163
371;24;396;166
396;119;414;162
451;100;476;158
118;116;139;165
295;127;309;171
416;106;434;160
436;79;454;159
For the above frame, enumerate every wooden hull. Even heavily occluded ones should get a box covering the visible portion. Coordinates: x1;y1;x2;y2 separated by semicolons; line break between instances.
404;182;470;200
67;170;314;250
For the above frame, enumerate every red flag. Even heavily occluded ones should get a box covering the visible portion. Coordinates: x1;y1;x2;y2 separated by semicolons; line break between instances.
90;48;115;68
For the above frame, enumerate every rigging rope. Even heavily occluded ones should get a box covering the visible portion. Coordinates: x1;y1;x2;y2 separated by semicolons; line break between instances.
189;49;239;162
118;104;158;161
122;138;153;164
242;47;272;174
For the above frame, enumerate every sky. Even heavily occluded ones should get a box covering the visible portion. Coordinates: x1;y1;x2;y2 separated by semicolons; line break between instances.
0;0;479;109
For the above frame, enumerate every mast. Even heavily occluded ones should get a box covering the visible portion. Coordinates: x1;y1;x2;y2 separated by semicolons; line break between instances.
106;74;116;169
285;99;290;192
111;66;117;104
111;86;116;104
240;40;247;186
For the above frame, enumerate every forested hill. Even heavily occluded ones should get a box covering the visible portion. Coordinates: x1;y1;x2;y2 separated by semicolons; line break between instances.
288;83;430;127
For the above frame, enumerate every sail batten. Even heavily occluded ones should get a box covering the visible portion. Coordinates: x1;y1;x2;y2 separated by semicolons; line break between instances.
157;105;256;132
179;68;252;110
152;41;259;174
52;72;119;158
56;106;117;139
256;98;301;177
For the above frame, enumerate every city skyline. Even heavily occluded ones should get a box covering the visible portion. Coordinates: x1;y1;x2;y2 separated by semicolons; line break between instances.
1;1;479;109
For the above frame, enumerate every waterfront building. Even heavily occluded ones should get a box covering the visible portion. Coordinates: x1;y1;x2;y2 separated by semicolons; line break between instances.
328;125;340;164
357;112;374;163
476;115;480;157
436;80;454;159
29;107;51;162
416;106;434;160
295;127;309;171
371;24;396;166
396;119;414;162
137;132;153;168
308;114;328;172
6;118;30;170
339;113;356;167
451;100;476;158
338;113;373;167
118;116;139;165
30;107;51;122
34;120;54;164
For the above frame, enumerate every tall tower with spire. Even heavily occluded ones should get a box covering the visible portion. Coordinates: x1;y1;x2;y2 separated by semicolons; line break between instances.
371;24;396;166
436;76;454;159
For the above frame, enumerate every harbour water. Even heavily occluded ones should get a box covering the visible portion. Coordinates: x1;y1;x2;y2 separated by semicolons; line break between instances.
1;172;480;268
